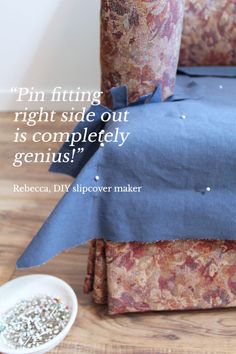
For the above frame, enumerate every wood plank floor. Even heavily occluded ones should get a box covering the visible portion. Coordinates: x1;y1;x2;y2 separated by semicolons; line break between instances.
1;112;236;354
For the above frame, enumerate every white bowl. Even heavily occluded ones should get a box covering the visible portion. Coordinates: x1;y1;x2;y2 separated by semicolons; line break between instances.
0;274;78;354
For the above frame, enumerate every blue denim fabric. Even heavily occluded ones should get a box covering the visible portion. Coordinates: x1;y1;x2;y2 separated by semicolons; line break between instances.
17;67;236;268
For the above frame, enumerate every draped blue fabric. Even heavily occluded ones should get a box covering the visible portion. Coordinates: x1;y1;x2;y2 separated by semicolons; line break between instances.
17;67;236;268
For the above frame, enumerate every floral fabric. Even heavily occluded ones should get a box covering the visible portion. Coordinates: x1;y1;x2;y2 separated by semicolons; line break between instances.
179;0;236;65
85;240;236;315
84;240;108;305
84;0;236;315
100;0;184;106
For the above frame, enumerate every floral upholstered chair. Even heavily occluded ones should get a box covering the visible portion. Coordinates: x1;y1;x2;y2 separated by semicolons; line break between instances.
84;0;236;315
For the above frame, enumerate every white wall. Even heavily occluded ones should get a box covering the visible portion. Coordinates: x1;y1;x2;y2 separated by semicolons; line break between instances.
0;0;100;111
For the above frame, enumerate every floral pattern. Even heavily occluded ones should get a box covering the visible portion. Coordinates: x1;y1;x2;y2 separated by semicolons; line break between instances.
179;0;236;65
100;0;184;106
84;0;236;315
84;240;107;304
85;240;236;315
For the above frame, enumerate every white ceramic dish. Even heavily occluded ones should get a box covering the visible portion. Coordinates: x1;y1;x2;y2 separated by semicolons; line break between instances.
0;274;78;354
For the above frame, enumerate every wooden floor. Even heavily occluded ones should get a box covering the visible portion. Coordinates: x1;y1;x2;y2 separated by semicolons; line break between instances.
1;112;236;354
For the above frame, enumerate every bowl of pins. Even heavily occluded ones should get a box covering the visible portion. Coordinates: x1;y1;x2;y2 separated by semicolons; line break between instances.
0;275;78;354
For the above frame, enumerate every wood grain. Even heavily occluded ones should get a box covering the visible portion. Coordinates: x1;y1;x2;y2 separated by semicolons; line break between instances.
0;112;236;354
